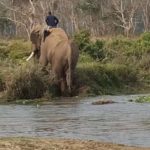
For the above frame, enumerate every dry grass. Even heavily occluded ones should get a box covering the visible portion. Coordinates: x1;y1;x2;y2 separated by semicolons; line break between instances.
5;63;48;101
0;138;149;150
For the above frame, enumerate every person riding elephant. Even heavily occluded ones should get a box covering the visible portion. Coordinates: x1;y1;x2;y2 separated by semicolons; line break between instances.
44;11;59;41
27;24;79;95
45;11;59;28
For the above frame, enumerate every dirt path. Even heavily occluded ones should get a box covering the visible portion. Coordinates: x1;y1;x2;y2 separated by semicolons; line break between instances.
0;138;149;150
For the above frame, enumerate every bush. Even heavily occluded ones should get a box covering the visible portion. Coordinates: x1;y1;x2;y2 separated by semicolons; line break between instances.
104;34;150;69
140;32;150;41
106;37;133;52
85;40;105;60
74;30;90;51
74;30;105;60
6;64;47;101
135;96;150;103
77;62;138;95
105;37;134;60
0;33;149;100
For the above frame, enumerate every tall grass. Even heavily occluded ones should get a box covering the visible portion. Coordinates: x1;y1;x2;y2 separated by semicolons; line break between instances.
76;62;138;95
5;64;48;101
0;31;150;101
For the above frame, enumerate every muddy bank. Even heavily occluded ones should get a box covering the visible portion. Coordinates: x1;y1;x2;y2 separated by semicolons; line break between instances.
0;138;149;150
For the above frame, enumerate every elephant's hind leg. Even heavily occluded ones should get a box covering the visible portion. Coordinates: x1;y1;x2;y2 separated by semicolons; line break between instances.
39;55;49;74
60;77;67;95
66;69;72;93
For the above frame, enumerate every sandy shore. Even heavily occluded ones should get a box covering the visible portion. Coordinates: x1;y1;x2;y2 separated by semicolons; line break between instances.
0;138;149;150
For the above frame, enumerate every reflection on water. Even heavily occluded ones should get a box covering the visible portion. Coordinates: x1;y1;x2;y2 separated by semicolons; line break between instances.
0;95;150;147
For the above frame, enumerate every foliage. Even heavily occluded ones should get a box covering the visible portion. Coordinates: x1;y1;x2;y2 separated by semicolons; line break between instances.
0;31;150;101
104;34;150;69
6;64;47;101
135;96;150;103
74;30;90;50
77;61;138;95
140;32;150;41
7;40;31;61
74;30;105;60
0;39;31;64
78;53;94;63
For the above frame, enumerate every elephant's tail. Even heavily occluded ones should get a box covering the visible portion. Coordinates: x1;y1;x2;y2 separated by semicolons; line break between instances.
67;44;72;93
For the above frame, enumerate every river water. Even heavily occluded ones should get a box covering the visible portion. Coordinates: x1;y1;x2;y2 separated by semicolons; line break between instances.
0;95;150;147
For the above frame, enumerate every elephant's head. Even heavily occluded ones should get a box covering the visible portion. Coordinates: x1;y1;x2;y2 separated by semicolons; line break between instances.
26;24;43;61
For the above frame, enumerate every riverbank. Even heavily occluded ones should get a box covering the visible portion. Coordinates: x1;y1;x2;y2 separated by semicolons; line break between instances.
0;138;149;150
0;32;150;102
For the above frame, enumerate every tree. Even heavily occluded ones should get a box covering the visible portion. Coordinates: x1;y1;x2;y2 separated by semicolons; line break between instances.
0;0;36;39
111;0;139;37
140;0;150;32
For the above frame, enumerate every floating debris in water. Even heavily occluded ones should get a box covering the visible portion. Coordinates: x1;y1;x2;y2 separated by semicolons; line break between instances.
92;99;116;105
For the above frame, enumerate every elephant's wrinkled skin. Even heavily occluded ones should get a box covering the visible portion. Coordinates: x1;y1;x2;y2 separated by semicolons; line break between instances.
27;25;79;95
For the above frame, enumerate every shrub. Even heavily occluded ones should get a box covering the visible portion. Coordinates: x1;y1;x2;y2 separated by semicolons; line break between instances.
105;34;150;67
135;96;150;103
140;32;150;41
6;64;47;101
74;30;105;60
105;37;134;59
77;62;138;95
74;30;90;51
85;40;105;60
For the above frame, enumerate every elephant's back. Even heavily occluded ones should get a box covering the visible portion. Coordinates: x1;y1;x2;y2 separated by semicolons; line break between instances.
48;28;68;41
45;28;70;54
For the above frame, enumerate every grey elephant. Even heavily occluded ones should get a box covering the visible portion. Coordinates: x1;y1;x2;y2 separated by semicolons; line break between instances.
27;24;79;95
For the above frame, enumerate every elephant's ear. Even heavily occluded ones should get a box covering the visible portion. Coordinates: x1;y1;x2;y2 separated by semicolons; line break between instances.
30;24;43;44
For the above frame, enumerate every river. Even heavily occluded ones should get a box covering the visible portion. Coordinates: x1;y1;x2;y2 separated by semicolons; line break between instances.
0;95;150;147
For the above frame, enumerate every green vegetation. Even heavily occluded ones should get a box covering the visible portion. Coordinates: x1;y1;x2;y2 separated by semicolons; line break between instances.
74;30;105;60
0;32;150;102
6;64;47;101
135;96;150;103
0;40;31;62
77;62;138;95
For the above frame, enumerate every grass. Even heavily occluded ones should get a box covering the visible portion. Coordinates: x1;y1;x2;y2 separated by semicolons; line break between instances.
76;62;140;96
135;96;150;103
6;64;47;101
0;33;150;102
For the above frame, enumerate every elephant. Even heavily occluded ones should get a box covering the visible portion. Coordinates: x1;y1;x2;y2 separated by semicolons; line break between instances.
27;24;79;95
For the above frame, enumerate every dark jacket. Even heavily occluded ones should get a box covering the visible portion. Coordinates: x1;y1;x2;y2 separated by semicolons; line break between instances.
46;15;59;27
